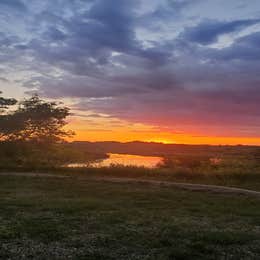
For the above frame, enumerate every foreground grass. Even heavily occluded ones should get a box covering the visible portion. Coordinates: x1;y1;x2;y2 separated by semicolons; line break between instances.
3;164;260;191
46;165;260;191
1;175;260;259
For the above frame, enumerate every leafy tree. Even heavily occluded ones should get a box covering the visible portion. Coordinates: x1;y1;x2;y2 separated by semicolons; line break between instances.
0;94;74;143
0;94;77;168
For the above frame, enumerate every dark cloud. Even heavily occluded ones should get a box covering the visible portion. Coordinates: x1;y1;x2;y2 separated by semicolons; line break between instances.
22;0;141;77
167;0;198;11
211;32;260;61
43;27;67;42
183;19;260;45
0;0;27;11
0;33;18;48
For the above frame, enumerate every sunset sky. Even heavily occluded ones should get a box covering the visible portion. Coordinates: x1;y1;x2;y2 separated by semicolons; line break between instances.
1;0;260;144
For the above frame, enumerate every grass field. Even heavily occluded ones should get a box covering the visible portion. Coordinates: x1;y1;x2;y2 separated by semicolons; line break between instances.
54;165;260;191
1;174;260;259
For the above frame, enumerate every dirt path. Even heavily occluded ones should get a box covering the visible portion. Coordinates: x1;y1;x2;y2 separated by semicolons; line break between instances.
92;177;260;197
0;172;69;178
1;172;260;198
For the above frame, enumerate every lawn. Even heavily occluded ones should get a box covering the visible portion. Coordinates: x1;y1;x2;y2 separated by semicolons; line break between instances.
1;174;260;259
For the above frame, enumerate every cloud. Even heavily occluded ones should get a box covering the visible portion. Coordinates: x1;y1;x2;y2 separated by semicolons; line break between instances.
0;0;27;11
1;0;260;138
0;77;9;82
167;0;198;11
182;19;260;45
211;31;260;60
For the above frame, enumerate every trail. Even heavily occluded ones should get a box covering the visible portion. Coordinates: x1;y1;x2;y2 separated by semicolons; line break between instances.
1;172;260;198
0;172;69;178
92;177;260;198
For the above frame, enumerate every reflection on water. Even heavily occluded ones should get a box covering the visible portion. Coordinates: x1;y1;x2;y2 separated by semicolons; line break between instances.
68;153;163;168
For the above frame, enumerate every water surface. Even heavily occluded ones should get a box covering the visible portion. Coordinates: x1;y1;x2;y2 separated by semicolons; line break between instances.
69;153;163;168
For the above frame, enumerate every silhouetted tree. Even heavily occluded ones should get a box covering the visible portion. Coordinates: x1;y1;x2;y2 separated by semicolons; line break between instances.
0;94;74;143
0;94;77;168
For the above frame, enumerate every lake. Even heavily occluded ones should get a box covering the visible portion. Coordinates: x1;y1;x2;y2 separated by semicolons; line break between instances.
68;153;163;168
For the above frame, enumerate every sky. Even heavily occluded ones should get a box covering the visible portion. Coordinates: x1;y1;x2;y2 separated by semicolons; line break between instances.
1;0;260;145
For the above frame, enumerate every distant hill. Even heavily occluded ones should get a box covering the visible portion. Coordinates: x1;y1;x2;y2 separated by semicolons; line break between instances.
68;141;259;157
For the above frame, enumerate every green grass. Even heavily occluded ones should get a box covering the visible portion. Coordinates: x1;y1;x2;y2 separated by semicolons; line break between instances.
1;175;260;259
51;165;260;191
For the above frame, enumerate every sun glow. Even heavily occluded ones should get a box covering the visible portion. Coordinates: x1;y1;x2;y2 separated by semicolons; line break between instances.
146;138;176;144
70;129;260;145
66;115;260;145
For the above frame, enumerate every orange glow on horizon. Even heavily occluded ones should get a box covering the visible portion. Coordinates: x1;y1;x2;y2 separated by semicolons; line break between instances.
69;129;260;145
66;116;260;146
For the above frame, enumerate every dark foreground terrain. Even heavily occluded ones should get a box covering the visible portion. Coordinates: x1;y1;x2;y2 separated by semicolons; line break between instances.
1;173;260;259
